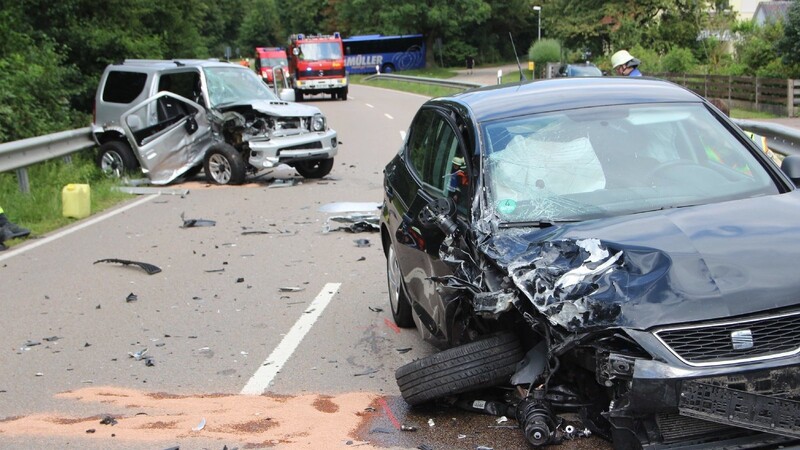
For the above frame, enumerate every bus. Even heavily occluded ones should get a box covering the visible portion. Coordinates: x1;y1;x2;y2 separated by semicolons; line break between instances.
343;34;426;74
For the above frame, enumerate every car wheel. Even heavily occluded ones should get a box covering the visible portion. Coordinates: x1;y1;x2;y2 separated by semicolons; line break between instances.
297;91;304;101
396;332;525;406
203;143;246;185
96;140;138;177
340;87;348;101
294;158;334;178
387;244;414;328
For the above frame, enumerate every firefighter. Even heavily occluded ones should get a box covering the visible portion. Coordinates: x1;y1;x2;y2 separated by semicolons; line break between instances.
611;50;642;77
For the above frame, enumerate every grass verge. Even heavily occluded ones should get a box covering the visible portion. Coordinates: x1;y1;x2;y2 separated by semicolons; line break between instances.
1;152;132;248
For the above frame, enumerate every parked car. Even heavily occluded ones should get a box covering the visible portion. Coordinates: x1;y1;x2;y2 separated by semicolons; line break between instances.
558;62;602;77
91;59;338;185
381;76;800;448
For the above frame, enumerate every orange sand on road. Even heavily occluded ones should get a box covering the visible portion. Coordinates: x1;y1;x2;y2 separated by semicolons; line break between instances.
0;387;382;449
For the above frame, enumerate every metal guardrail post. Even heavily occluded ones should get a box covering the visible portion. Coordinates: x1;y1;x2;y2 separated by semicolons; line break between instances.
15;168;30;194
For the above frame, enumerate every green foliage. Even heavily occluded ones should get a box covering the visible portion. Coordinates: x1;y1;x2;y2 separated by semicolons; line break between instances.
529;39;561;77
627;44;661;74
778;0;800;68
662;47;696;73
238;0;285;51
0;153;131;240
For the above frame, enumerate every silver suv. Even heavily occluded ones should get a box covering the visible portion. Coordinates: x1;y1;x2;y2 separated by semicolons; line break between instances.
91;59;338;185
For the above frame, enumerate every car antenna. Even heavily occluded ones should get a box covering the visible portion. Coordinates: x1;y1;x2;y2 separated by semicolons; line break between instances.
509;32;527;81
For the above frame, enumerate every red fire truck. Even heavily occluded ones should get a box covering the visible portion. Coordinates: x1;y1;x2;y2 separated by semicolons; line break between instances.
287;33;348;101
254;47;289;86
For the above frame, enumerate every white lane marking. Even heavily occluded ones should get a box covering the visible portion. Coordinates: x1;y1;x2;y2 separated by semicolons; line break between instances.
241;282;342;395
400;131;407;141
0;194;157;262
365;103;374;108
384;113;394;120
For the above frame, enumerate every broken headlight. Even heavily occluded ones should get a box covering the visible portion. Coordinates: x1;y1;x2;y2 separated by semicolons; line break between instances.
311;114;326;132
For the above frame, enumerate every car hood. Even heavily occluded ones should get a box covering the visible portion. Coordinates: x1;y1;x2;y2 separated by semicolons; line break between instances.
482;191;800;332
217;99;321;118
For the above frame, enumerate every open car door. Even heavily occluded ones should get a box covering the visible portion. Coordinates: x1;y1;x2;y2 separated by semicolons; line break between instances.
272;66;296;102
120;92;213;185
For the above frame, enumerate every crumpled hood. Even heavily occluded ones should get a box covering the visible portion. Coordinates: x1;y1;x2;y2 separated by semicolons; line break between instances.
484;191;800;332
220;99;322;118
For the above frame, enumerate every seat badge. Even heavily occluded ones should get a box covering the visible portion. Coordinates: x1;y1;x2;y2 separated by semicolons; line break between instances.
731;330;754;350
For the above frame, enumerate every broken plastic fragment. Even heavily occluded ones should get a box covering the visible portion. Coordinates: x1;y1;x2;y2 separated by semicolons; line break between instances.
128;348;148;361
496;416;508;424
192;417;206;431
427;418;435;427
279;287;305;292
318;202;382;213
400;424;417;432
180;213;216;228
126;293;138;303
100;416;118;426
94;259;162;275
354;239;371;247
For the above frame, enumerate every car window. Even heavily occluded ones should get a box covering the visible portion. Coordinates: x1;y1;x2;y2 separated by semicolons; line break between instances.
407;109;466;195
102;71;147;104
203;66;278;107
157;71;199;102
482;103;779;223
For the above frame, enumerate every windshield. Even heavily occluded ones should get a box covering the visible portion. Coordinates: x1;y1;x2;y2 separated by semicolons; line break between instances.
260;57;287;67
568;65;602;77
203;66;277;107
483;103;780;224
299;42;342;61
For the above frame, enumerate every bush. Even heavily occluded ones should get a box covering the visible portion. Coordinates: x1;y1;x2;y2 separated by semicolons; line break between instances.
662;47;696;73
528;39;561;78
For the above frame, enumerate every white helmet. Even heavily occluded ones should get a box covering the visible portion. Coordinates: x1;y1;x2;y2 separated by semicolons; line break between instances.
611;50;634;69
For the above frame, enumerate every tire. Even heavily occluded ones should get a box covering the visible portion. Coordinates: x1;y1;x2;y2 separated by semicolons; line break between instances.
203;143;246;185
294;158;333;178
396;332;525;406
96;140;138;178
387;243;414;328
296;91;304;101
340;87;348;101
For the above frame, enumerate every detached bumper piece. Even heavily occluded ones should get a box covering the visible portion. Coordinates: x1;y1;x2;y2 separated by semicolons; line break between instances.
679;380;800;439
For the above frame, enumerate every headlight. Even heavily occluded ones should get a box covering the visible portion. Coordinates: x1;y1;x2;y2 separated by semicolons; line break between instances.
311;114;325;131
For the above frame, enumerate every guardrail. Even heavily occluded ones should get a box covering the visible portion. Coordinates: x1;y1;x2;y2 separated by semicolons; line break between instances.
363;73;484;90
0;127;95;193
732;119;800;157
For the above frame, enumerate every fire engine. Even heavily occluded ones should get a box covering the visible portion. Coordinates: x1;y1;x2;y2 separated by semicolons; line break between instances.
254;47;289;86
287;33;348;101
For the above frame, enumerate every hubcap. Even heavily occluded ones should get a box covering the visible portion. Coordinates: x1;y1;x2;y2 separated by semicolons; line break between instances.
208;153;232;184
387;246;402;314
100;152;123;177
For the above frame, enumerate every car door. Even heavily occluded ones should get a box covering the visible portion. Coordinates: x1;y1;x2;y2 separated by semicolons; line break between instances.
393;106;472;342
120;91;213;185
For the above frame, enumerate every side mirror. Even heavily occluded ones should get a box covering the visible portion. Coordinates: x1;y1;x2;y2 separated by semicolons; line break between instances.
278;88;296;102
781;154;800;186
419;197;457;235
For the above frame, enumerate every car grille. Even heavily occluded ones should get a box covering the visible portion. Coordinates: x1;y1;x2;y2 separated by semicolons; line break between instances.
654;310;800;366
280;141;323;152
296;69;346;79
275;117;304;130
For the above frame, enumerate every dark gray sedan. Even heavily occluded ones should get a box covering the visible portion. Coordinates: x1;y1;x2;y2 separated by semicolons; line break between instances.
380;76;800;448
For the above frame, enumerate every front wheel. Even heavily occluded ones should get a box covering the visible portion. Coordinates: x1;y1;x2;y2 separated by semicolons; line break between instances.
96;140;138;178
203;143;246;185
396;332;525;406
340;87;348;101
293;158;333;178
296;90;304;101
387;244;414;328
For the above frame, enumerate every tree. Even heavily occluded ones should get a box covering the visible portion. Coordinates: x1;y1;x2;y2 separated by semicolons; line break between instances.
238;0;285;51
777;0;800;67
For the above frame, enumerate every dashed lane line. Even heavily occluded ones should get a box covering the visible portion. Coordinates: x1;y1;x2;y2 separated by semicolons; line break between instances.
0;194;157;262
365;103;374;108
384;113;394;120
241;282;342;395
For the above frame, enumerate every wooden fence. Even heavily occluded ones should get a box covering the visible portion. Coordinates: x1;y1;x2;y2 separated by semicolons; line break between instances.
652;72;799;117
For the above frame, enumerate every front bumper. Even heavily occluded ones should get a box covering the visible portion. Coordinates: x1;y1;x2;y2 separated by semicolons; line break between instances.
295;77;347;92
247;129;338;168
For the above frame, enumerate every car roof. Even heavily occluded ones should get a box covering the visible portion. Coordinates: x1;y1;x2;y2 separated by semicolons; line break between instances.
432;77;704;123
107;59;243;73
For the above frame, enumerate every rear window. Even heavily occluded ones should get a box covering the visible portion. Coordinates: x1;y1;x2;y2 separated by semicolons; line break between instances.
102;71;147;104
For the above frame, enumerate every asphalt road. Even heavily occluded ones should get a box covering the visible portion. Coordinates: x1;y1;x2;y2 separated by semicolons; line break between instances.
0;84;612;450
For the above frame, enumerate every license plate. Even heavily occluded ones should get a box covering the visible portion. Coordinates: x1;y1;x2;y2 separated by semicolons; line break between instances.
679;380;800;438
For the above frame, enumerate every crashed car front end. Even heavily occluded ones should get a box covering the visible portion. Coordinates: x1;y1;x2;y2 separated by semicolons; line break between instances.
391;95;800;448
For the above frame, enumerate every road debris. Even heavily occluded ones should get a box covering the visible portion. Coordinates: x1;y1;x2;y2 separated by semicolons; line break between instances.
279;286;305;292
126;293;138;303
318;202;381;213
192;417;206;431
396;348;412;354
368;306;383;312
100;415;118;426
94;258;162;275
496;416;508;424
128;348;148;361
427;418;435;427
401;424;417;432
323;214;380;233
180;213;216;228
354;239;371;248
